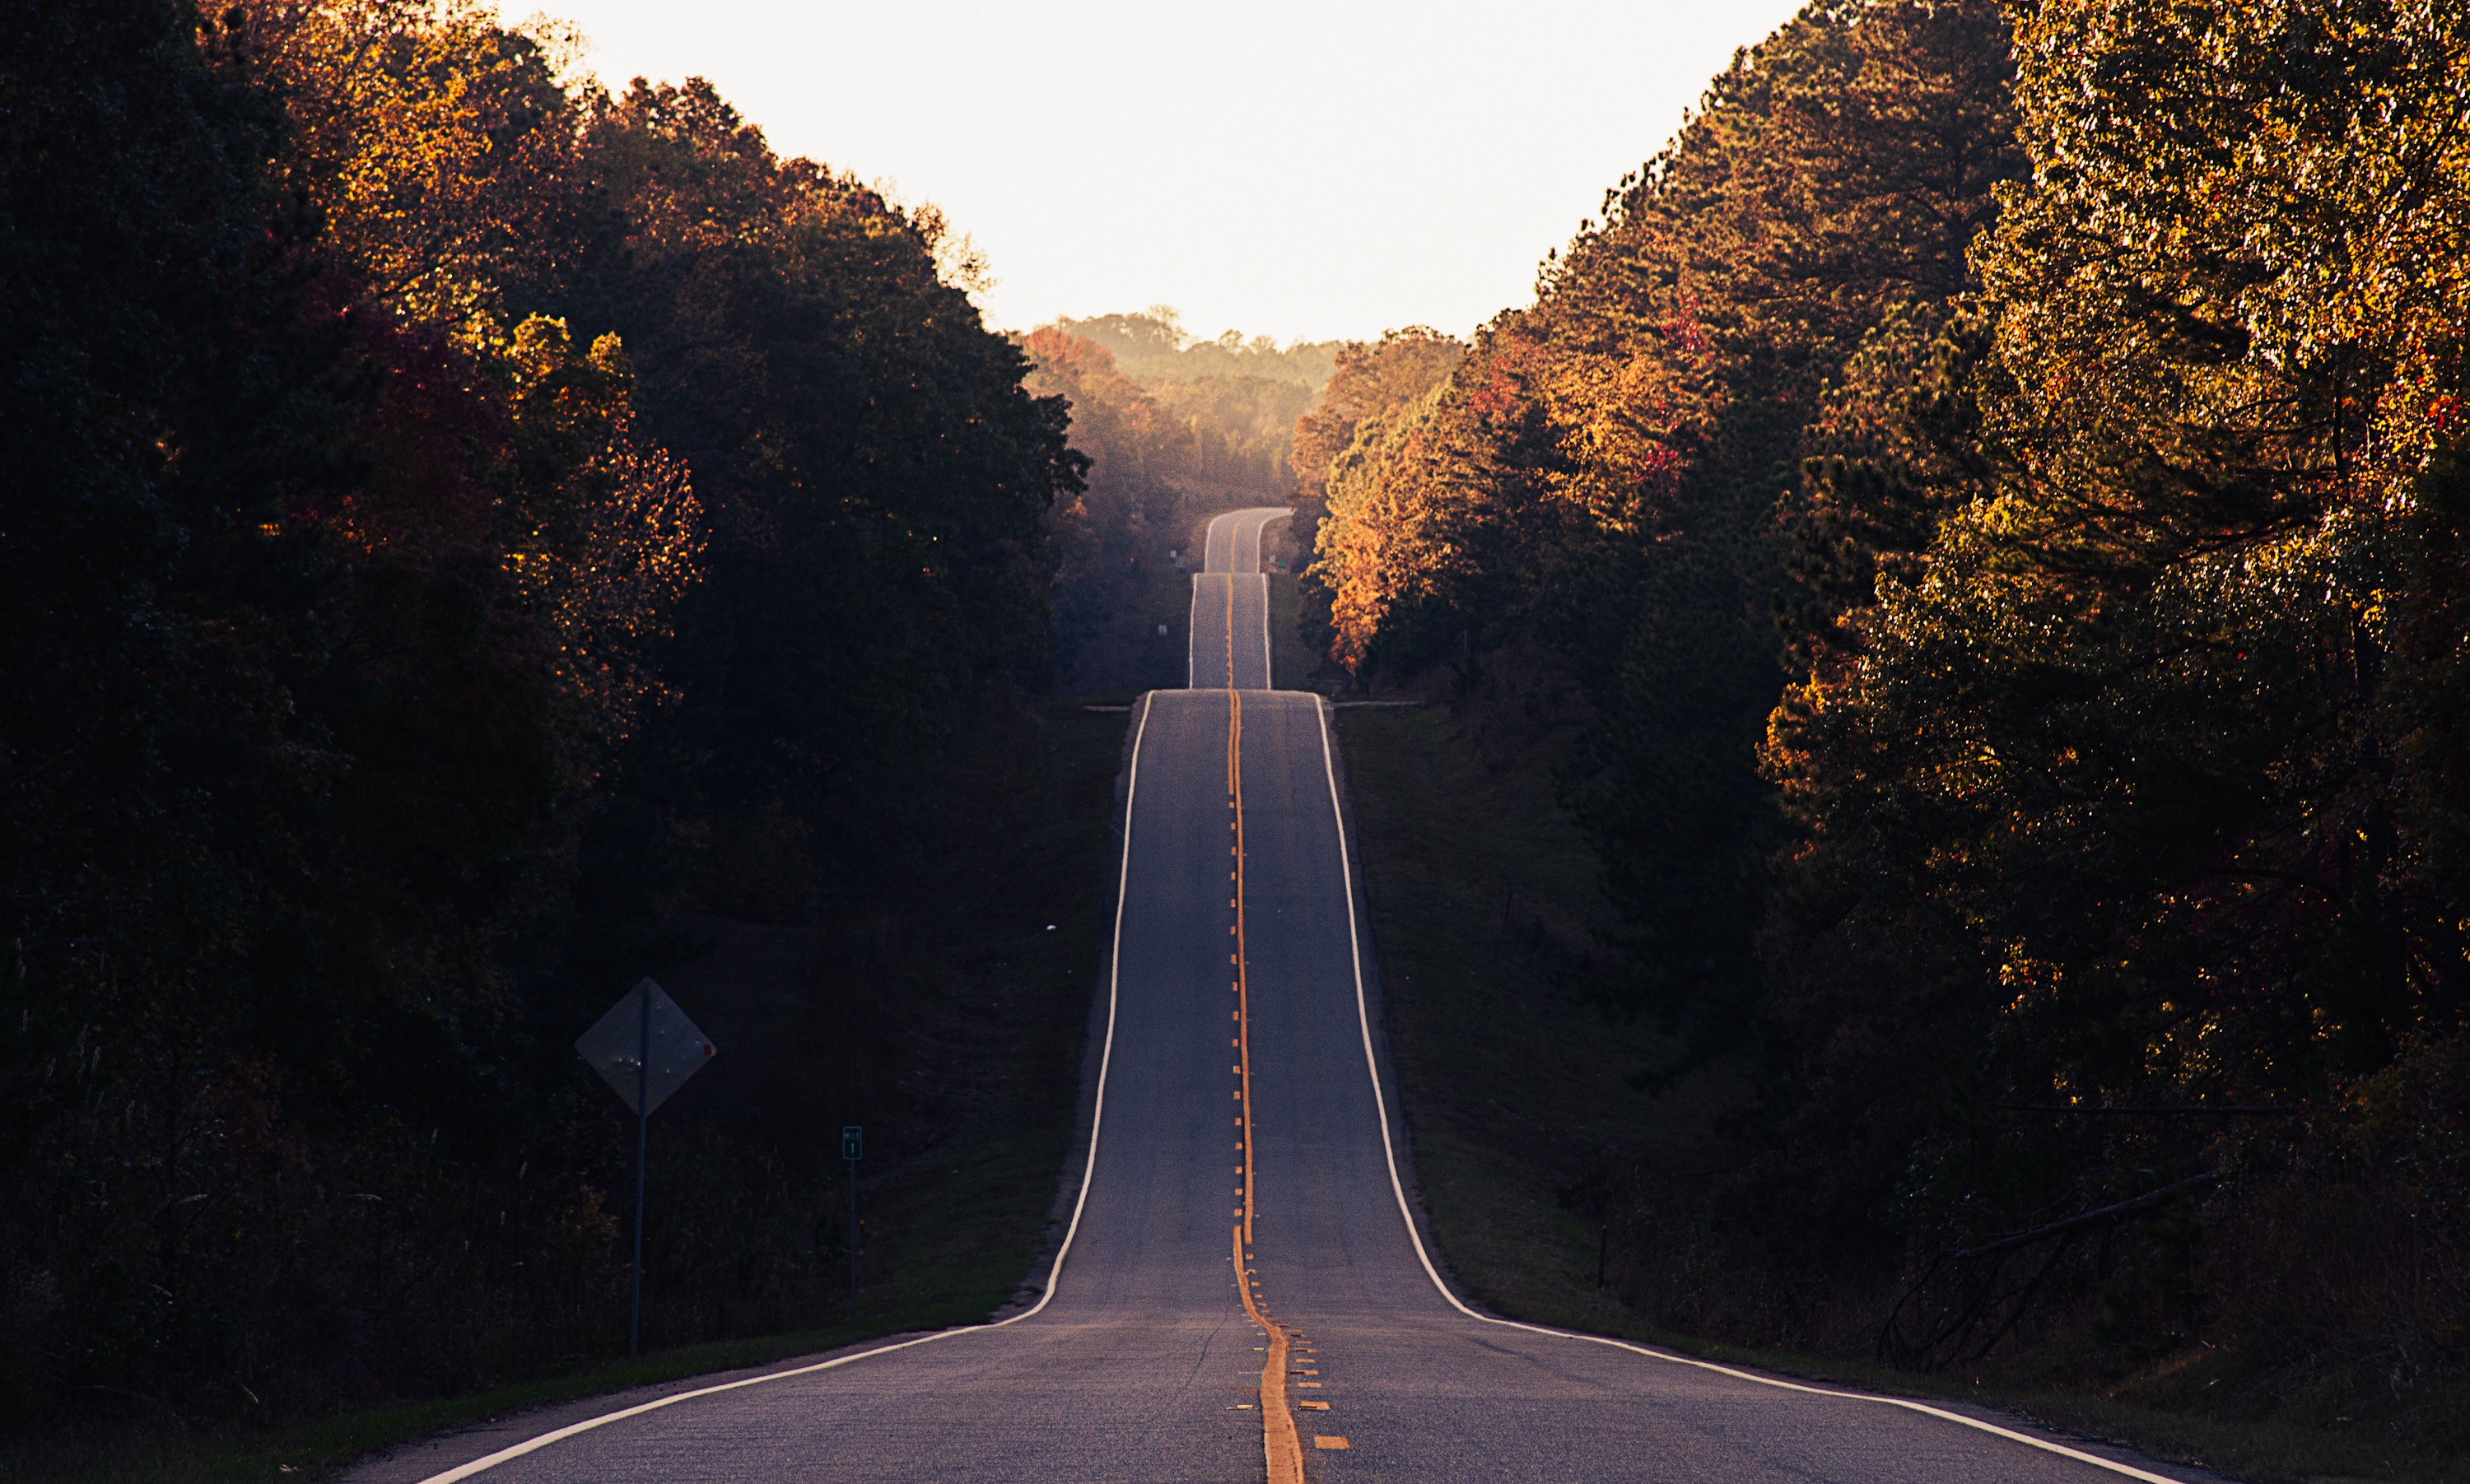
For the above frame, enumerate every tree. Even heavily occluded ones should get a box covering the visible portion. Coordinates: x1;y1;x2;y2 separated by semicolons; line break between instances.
1;6;1079;1419
566;77;1078;894
1297;2;2020;1040
1292;327;1466;675
1755;0;2470;1260
1054;307;1340;390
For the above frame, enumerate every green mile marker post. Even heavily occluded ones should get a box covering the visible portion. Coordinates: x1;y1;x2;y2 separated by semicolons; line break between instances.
842;1125;862;1322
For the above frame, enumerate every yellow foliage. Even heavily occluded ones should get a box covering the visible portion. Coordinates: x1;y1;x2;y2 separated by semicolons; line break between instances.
237;0;582;341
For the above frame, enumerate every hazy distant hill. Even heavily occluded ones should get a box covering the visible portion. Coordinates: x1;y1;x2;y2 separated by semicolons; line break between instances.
1051;306;1340;392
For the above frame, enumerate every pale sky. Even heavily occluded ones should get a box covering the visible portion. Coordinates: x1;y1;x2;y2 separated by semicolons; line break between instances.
530;1;1811;346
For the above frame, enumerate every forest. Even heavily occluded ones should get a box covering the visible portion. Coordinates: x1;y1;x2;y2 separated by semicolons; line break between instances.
2;0;1091;1434
7;0;2468;1468
1293;0;2469;1449
0;0;1342;1447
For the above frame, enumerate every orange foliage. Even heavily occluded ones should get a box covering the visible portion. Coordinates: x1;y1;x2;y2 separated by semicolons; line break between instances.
235;0;585;338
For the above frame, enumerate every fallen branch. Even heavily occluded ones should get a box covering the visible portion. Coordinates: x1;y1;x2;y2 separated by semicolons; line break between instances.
1879;1170;2225;1370
1945;1170;2221;1261
1992;1103;2298;1118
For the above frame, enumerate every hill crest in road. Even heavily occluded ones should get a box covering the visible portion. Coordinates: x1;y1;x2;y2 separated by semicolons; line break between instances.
366;505;2211;1484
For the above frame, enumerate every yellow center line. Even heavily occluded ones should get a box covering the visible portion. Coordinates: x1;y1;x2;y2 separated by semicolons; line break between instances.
1233;1226;1301;1483
1222;534;1309;1479
1226;680;1304;1482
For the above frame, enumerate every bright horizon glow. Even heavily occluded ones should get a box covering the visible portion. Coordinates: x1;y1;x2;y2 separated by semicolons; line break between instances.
525;0;1811;347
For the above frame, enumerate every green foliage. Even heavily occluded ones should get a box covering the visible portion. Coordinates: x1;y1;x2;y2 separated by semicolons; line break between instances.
1149;374;1316;494
566;77;1076;851
1;0;587;1424
1300;0;2020;1035
1764;0;2470;1240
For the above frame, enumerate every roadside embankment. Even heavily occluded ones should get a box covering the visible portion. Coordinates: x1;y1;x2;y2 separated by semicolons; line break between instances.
1336;685;2470;1484
6;695;1135;1484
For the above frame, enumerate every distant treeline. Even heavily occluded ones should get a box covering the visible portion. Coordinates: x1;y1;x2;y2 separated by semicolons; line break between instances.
2;0;1081;1426
1028;310;1326;688
1053;308;1340;391
1293;0;2468;1445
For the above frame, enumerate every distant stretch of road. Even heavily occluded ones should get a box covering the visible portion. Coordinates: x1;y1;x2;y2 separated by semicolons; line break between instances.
1189;506;1284;690
383;509;2204;1482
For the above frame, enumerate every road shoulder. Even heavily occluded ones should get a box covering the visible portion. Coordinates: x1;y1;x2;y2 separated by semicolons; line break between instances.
334;1331;948;1484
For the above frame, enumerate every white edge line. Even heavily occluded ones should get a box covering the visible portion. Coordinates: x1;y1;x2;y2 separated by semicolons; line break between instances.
1207;510;1227;574
1306;699;2190;1484
415;697;1157;1484
1256;572;1271;691
1191;509;1239;687
1186;574;1200;690
1199;508;1282;693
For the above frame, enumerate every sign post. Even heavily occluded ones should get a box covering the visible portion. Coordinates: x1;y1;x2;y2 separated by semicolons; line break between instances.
633;985;647;1356
576;978;717;1356
842;1125;863;1323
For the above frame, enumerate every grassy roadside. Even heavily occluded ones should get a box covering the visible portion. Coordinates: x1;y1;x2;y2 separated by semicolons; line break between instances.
1267;575;1327;694
6;1324;924;1484
1334;695;2468;1484
1256;511;1337;695
1331;696;1746;1327
6;695;1135;1484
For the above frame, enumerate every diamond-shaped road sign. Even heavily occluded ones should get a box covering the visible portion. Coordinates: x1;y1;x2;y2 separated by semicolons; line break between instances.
576;978;717;1116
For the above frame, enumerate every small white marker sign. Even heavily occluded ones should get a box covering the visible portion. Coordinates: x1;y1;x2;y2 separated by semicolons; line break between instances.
576;977;716;1116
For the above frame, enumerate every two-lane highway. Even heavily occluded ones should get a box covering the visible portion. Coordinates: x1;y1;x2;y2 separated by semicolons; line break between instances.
1189;506;1287;690
380;508;2207;1483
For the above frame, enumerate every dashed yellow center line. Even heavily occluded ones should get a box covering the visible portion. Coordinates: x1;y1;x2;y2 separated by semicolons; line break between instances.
1218;566;1339;1473
1225;678;1307;1483
1233;1225;1301;1482
1229;684;1251;1243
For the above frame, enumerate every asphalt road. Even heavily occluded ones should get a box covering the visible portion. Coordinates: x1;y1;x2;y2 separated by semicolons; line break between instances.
1189;506;1287;689
390;509;2206;1483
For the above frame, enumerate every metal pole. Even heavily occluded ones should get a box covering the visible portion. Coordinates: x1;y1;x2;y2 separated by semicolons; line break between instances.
847;1154;860;1323
631;979;649;1357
